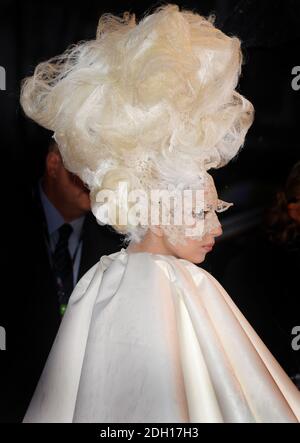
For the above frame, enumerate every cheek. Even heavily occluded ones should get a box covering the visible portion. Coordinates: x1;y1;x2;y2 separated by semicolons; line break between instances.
178;238;206;260
60;172;76;191
204;211;221;234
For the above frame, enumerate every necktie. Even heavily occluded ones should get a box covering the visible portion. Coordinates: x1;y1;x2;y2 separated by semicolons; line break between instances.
53;223;74;315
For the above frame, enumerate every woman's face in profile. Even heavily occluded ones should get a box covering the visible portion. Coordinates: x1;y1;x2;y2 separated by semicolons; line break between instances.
162;178;224;264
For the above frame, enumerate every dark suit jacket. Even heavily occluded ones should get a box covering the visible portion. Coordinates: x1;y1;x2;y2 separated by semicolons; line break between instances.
2;184;125;422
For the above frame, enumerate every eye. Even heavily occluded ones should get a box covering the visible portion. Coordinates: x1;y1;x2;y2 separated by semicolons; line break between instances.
192;209;202;218
192;209;210;218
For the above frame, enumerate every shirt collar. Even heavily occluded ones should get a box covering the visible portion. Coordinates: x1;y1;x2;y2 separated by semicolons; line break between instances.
38;179;85;237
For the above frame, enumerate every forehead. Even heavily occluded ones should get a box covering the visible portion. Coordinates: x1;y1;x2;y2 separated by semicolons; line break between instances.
189;171;218;208
203;172;218;205
204;173;217;193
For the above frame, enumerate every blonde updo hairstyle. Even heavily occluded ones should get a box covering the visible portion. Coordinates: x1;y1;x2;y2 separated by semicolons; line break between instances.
20;4;254;244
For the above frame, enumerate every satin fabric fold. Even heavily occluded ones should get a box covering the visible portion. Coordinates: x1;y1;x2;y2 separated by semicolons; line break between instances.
23;249;300;423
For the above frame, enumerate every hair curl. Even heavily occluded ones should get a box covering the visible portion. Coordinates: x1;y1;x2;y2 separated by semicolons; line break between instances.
20;4;254;242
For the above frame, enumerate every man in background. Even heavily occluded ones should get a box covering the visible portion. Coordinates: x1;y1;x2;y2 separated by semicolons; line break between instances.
4;139;124;421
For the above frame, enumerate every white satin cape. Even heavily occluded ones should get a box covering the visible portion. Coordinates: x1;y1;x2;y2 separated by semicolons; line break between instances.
23;248;300;423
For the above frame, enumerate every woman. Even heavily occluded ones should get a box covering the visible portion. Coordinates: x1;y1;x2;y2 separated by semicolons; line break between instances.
20;4;300;422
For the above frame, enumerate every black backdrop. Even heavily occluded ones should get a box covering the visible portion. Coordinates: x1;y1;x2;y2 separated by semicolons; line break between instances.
1;0;300;185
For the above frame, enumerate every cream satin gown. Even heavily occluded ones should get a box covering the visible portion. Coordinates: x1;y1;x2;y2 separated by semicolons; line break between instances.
23;248;300;423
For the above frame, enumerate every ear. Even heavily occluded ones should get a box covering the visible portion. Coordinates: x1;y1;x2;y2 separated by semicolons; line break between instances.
149;225;164;237
287;203;300;222
45;151;62;178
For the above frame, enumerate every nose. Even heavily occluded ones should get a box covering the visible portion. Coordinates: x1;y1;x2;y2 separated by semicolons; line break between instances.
210;223;223;238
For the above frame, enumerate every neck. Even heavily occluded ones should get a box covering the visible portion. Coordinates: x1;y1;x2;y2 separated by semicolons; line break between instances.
127;230;172;256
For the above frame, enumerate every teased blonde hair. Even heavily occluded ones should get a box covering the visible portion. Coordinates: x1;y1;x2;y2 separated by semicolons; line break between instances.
20;4;254;242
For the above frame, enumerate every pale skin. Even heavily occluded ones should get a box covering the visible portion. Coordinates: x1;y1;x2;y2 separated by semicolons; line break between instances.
126;179;223;264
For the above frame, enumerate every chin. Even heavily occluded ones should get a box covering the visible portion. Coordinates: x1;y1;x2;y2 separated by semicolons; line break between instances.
187;252;206;264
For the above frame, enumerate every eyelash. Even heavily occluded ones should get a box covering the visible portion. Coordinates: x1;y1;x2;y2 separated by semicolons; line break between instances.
193;201;232;218
192;209;210;218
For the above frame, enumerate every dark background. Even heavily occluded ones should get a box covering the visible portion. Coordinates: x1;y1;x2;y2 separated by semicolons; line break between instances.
0;0;299;421
1;0;299;243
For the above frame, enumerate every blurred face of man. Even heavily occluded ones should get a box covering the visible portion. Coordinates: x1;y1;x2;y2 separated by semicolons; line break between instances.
43;146;91;220
288;197;300;225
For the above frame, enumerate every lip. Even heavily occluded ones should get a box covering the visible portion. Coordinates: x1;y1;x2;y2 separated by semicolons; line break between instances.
202;243;214;251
